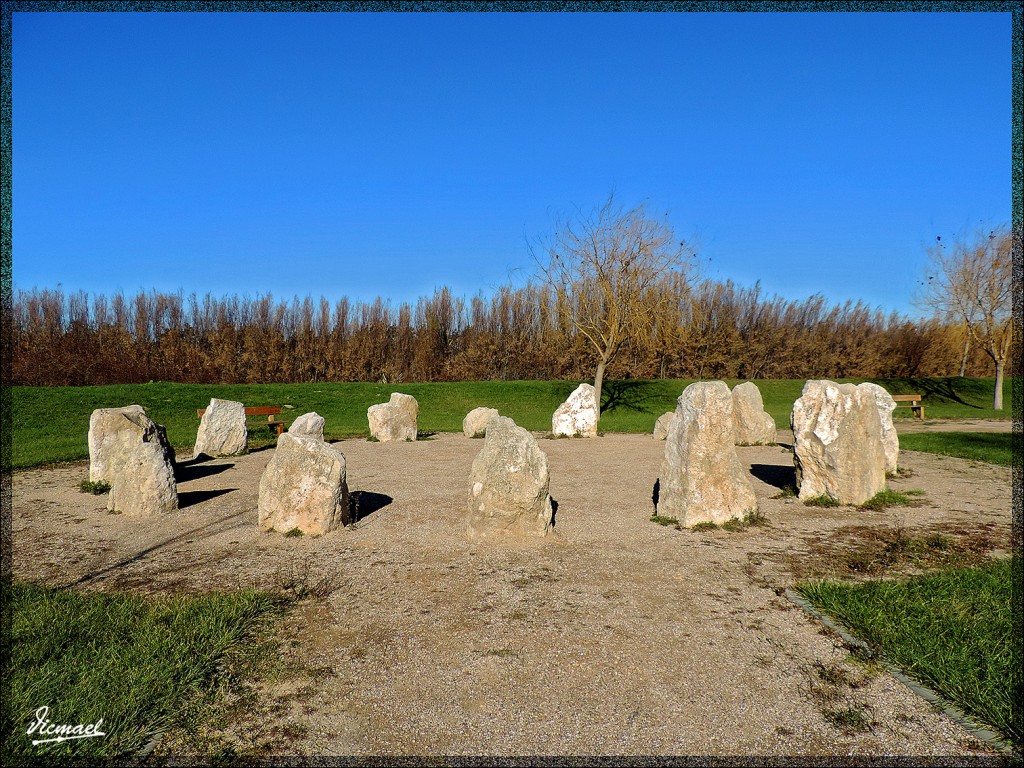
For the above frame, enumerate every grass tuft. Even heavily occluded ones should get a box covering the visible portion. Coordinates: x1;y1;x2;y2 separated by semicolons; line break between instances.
772;485;797;499
858;489;925;511
79;479;111;495
650;514;679;527
283;527;304;538
803;494;842;508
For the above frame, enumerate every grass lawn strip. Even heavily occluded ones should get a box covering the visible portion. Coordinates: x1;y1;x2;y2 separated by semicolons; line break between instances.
898;431;1014;467
793;557;1018;753
3;582;281;762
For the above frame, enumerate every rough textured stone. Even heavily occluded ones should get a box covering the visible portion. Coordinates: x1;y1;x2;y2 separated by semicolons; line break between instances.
194;398;247;457
289;412;326;441
791;380;886;505
107;439;178;516
551;383;599;437
258;433;349;535
89;405;174;483
467;415;553;539
731;381;777;445
657;381;758;527
367;393;419;442
653;411;675;440
858;382;900;475
463;407;500;438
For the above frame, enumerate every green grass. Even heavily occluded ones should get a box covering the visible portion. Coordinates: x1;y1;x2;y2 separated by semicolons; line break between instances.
795;557;1018;747
8;376;1013;469
899;431;1014;467
3;581;281;762
650;514;680;526
78;480;110;495
803;494;842;508
858;488;925;511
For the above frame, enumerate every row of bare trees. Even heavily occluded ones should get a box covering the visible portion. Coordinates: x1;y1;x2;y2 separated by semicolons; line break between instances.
6;279;1000;388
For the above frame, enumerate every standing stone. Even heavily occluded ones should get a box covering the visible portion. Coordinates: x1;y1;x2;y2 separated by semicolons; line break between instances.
857;382;899;475
194;398;247;457
731;381;778;445
791;380;886;505
463;407;500;438
657;381;758;527
367;393;419;442
289;412;326;441
258;433;350;535
467;415;553;539
108;439;178;516
653;411;675;440
551;383;599;437
89;405;174;483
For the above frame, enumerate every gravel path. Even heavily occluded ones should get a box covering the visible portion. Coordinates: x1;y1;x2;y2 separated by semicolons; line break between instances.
11;426;1013;757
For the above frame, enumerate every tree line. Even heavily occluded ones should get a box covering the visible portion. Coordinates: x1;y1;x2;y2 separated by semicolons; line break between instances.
6;279;1001;387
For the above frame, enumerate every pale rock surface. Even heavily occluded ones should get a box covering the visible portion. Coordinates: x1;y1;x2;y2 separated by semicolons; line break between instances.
467;415;553;539
551;383;599;437
367;393;419;442
731;381;777;445
791;380;886;505
194;398;247;457
463;407;500;438
858;382;900;475
107;439;178;516
653;411;675;440
290;412;326;441
258;433;349;535
89;404;174;483
657;381;758;527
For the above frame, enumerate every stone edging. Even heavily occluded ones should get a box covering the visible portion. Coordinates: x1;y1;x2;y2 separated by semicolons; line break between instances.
783;588;1017;757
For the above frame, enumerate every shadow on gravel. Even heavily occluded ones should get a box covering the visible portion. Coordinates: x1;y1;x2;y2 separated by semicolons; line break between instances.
174;462;234;482
178;488;237;509
749;463;797;491
550;497;559;528
349;491;393;523
651;478;660;511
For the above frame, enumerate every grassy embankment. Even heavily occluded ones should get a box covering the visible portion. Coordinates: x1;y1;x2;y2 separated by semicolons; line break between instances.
9;376;1013;469
796;557;1019;751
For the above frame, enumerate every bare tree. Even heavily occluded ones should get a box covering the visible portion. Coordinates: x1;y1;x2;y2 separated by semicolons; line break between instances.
918;226;1013;409
533;194;696;417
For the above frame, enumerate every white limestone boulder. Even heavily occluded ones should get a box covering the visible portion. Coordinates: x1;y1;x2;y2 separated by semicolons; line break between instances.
258;433;350;535
653;411;675;440
194;398;247;457
657;381;758;527
857;382;900;475
731;381;777;445
289;412;326;441
463;407;500;438
551;383;598;437
107;439;178;516
791;380;886;505
467;415;554;539
89;404;174;483
367;392;418;442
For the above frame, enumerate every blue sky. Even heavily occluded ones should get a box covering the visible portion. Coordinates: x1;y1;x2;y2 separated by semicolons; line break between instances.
11;10;1012;317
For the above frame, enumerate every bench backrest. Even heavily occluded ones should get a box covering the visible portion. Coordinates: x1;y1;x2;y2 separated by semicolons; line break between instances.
197;406;282;417
891;394;923;402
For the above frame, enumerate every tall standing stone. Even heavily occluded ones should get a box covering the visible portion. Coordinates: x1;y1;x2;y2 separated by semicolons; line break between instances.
731;381;778;445
89;404;174;483
258;433;350;535
791;380;886;505
107;439;178;516
289;412;326;441
551;383;598;437
467;415;554;539
653;411;675;440
857;382;899;475
194;398;248;457
657;381;758;527
463;407;500;438
367;393;419;442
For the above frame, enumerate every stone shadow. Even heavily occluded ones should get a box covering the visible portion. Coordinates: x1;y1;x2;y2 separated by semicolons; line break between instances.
550;497;559;528
651;478;660;511
178;488;237;509
749;463;796;491
349;490;393;524
174;462;234;482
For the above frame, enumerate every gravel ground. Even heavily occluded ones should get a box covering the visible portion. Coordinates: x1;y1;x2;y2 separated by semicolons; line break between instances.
11;423;1014;758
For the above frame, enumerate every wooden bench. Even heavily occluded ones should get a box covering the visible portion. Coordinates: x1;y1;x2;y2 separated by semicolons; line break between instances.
892;394;924;419
196;405;289;435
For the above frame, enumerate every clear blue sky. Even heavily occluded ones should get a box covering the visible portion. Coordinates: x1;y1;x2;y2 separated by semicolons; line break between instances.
11;10;1011;317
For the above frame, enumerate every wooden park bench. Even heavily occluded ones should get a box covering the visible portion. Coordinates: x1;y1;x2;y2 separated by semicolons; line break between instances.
196;405;289;435
892;394;924;419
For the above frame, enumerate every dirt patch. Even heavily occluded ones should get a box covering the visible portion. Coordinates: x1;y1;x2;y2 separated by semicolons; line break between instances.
11;431;1012;757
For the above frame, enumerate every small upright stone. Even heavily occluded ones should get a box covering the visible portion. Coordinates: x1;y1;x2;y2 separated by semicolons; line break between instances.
467;415;553;539
657;381;758;527
367;393;419;442
108;440;178;516
551;383;598;437
653;411;675;440
194;398;247;457
731;381;777;445
89;404;174;483
463;407;500;438
258;433;350;535
289;412;326;441
791;380;886;505
857;382;899;475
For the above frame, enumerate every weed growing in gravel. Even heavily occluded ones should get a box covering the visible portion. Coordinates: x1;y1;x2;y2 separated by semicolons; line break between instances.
650;514;680;527
272;556;341;600
721;510;770;531
824;706;873;733
803;494;841;508
366;435;379;442
284;527;304;538
79;479;111;494
691;521;718;531
859;489;925;511
772;485;797;499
